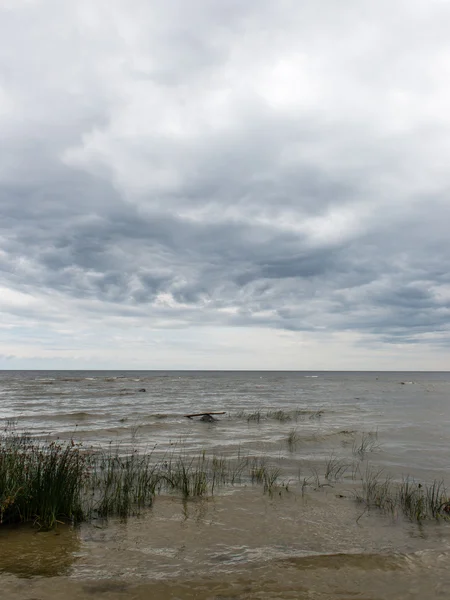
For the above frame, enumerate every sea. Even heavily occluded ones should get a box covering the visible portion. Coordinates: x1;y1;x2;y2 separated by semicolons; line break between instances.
1;370;450;600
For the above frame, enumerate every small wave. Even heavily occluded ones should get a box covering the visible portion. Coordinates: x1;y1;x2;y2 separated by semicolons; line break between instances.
66;411;103;420
92;423;167;437
279;552;403;571
145;414;169;420
304;375;318;378
27;411;107;422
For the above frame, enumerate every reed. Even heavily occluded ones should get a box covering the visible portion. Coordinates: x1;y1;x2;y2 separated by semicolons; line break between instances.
233;410;264;423
267;410;291;422
3;427;449;529
354;466;395;513
159;453;209;498
88;446;158;518
292;409;324;422
246;410;263;423
354;467;450;522
0;429;286;527
352;431;379;459
286;428;301;452
248;457;280;493
324;453;350;482
0;432;86;528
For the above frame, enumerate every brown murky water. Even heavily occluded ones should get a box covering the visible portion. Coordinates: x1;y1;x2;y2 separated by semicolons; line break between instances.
2;487;450;599
2;371;450;598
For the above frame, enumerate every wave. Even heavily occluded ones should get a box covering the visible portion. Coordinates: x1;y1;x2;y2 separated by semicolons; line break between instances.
21;411;108;422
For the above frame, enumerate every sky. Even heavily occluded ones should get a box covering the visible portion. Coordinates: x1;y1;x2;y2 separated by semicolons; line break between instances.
1;0;450;370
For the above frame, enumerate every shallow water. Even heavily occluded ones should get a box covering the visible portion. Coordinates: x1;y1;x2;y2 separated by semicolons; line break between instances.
2;490;450;599
1;370;450;598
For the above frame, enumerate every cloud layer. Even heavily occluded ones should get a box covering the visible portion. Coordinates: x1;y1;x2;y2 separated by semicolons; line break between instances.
1;0;450;368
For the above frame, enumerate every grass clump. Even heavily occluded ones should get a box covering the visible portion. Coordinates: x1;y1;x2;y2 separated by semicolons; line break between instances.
354;466;395;514
234;410;264;423
0;428;286;528
248;457;280;493
354;467;450;522
0;432;86;528
89;446;158;518
352;431;379;459
267;410;291;422
160;453;209;498
397;478;450;522
246;410;263;424
286;428;301;452
293;409;324;422
324;454;351;482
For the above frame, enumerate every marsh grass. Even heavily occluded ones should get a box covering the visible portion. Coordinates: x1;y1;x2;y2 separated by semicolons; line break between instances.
286;429;300;452
287;428;301;452
354;466;395;513
234;410;247;419
0;428;286;528
292;409;324;422
352;431;380;459
324;454;351;482
397;478;450;521
89;445;159;518
3;426;450;529
161;455;208;498
235;408;324;424
354;467;450;522
266;410;291;422
249;457;281;493
246;410;263;423
237;409;293;423
0;432;86;528
233;410;263;423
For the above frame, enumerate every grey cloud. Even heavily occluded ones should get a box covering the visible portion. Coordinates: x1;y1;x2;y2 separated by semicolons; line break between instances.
1;0;450;356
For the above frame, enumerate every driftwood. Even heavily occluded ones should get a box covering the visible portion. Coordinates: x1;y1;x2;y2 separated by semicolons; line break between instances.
184;411;226;419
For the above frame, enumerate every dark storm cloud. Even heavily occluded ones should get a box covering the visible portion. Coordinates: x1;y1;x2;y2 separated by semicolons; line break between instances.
1;0;450;352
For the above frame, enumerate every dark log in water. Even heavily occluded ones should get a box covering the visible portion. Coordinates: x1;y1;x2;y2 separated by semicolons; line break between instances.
184;412;226;419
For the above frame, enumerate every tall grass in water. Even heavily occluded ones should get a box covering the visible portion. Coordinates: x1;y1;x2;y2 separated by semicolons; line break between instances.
160;453;209;498
4;428;449;529
0;429;279;528
286;428;301;452
246;410;262;424
88;445;158;518
0;432;85;528
324;453;351;482
352;431;379;459
354;467;450;522
266;409;291;422
397;478;450;522
249;457;281;493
